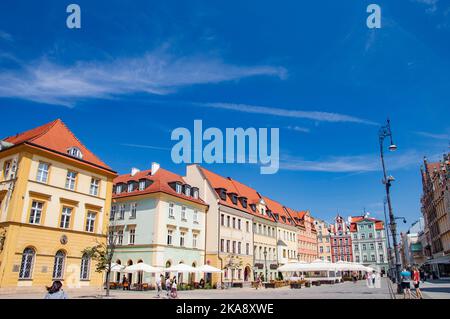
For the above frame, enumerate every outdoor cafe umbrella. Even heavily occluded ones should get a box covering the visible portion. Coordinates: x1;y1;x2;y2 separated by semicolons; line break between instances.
196;264;223;273
165;263;197;273
110;263;125;272
124;262;164;273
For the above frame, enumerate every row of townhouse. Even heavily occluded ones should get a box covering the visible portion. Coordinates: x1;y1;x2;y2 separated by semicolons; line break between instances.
0;119;323;291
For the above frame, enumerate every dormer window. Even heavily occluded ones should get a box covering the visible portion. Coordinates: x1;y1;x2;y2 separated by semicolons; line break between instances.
229;193;238;205
281;216;286;222
261;208;265;215
239;197;248;208
250;204;256;212
139;179;146;191
67;147;83;159
192;188;199;199
217;188;227;201
127;182;134;193
116;184;123;194
184;185;191;197
175;183;182;194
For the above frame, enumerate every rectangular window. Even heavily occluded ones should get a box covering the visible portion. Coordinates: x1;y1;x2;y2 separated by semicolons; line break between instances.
220;239;224;252
3;160;12;180
60;207;72;228
127;183;133;193
361;233;366;239
221;214;224;226
227;216;230;227
226;240;230;253
85;211;96;232
363;255;368;262
139;180;146;191
193;234;198;248
232;241;236;254
65;171;77;190
169;203;174;218
180;232;185;247
369;232;373;238
378;242;383;250
193;210;199;223
181;206;187;220
110;205;116;221
176;183;182;194
238;219;241;230
90;178;100;196
129;228;136;245
238;242;241;254
117;230;123;245
29;201;43;224
232;217;236;229
36;162;49;183
130;203;137;219
167;229;173;245
362;244;366;251
379;254;384;262
246;243;249;255
118;204;125;220
370;243;374;250
371;254;376;262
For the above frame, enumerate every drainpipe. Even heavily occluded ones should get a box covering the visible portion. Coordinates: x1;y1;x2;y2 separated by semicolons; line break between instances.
217;199;223;285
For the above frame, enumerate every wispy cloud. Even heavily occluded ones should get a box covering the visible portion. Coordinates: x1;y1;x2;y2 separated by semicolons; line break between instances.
415;131;449;140
0;50;286;107
280;149;424;173
286;126;310;133
0;30;12;41
196;102;378;125
412;0;439;13
121;143;171;151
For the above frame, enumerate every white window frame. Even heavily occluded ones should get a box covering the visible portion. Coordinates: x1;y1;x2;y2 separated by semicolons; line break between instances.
86;211;96;232
29;201;43;224
65;171;77;190
181;206;187;221
169;203;174;218
128;228;136;245
130;203;137;219
167;230;173;245
180;231;185;247
90;178;100;196
36;162;49;183
139;180;146;191
60;207;72;229
52;250;66;280
192;233;198;248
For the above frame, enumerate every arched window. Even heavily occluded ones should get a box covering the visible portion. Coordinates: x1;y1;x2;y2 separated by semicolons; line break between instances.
19;248;35;279
52;250;66;279
80;253;90;280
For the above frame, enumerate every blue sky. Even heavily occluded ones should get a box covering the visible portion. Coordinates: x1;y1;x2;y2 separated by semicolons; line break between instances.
1;0;449;233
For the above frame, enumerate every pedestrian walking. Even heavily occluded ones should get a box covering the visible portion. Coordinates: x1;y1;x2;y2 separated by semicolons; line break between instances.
352;271;358;283
44;281;68;299
371;271;376;286
165;276;171;297
122;275;130;291
155;274;163;298
171;277;178;299
412;267;423;299
400;268;412;299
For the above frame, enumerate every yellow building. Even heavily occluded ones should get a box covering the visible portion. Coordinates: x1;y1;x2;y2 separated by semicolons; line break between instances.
0;119;116;293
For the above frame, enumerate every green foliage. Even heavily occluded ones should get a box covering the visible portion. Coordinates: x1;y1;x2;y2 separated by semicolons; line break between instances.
82;242;113;273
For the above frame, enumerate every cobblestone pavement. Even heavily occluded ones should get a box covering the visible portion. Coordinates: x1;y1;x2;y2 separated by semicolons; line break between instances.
0;278;394;299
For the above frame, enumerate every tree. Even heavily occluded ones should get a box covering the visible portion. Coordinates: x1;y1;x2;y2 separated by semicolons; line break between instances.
224;254;243;286
82;214;118;297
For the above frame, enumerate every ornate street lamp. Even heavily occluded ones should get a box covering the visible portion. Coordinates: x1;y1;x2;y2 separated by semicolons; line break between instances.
378;118;402;293
263;247;268;283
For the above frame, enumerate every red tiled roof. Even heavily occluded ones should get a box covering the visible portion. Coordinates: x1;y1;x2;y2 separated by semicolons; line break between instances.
2;119;113;171
113;167;206;206
349;215;385;232
263;196;296;226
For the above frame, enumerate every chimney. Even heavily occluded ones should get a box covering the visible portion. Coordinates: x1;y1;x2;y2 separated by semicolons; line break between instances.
131;167;140;176
151;162;160;175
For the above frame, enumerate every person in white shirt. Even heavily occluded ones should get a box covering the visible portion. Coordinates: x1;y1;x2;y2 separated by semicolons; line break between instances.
165;277;171;297
156;274;163;297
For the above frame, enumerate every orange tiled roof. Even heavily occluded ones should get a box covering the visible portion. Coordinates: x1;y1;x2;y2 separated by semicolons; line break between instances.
349;215;385;232
2;119;113;171
113;167;206;206
263;196;296;226
199;166;274;220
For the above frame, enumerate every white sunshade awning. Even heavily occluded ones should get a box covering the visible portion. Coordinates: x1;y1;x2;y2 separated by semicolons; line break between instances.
165;263;198;273
196;264;223;273
109;263;125;272
123;262;164;273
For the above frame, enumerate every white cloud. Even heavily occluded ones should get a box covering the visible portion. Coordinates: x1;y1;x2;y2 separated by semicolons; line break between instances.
415;131;449;140
279;150;425;173
197;102;378;125
286;126;310;133
0;50;286;107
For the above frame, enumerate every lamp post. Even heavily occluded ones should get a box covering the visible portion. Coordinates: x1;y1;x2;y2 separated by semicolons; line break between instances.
263;248;268;283
382;198;393;279
378;118;402;292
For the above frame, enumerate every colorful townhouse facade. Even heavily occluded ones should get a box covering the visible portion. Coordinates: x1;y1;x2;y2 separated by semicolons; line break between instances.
288;209;318;262
0;119;116;292
420;155;450;278
110;163;208;285
329;215;353;263
314;219;332;262
262;198;299;266
185;165;254;285
349;215;388;273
